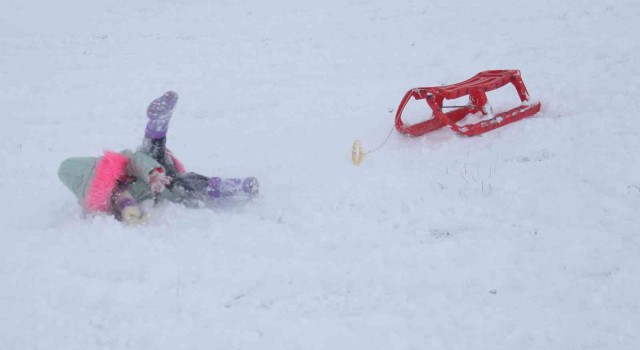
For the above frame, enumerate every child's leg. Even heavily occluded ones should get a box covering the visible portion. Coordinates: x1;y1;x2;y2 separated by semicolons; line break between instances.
208;176;259;198
141;91;179;166
141;137;168;164
169;173;210;204
170;173;259;204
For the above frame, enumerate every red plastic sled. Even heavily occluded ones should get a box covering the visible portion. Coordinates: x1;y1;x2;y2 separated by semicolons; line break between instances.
394;70;541;137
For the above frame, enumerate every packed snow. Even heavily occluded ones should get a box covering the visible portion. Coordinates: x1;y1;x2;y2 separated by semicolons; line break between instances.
1;0;639;349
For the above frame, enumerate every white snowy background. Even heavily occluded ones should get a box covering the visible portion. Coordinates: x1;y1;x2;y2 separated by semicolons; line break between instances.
1;0;639;349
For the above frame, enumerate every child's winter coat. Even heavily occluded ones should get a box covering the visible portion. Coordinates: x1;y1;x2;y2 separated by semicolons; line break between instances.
58;149;185;213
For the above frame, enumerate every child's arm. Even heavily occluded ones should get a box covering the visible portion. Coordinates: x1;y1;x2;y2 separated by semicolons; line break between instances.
148;168;172;193
123;150;165;185
112;187;148;225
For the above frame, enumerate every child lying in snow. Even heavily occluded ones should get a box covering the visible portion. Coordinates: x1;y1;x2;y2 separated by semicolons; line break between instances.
58;91;259;224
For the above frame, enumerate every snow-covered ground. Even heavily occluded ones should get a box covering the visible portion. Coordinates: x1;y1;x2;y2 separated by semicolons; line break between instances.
2;0;639;349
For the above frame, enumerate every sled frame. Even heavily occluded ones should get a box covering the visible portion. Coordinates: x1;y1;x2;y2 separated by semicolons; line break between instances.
394;70;541;137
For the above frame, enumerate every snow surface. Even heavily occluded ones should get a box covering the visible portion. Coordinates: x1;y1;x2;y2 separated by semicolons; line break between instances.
2;0;640;349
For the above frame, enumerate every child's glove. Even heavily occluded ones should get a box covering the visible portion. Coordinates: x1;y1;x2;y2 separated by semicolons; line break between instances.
112;189;148;225
148;168;172;193
121;205;148;225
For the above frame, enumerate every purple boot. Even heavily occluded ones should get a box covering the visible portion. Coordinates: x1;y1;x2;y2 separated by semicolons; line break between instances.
207;177;259;199
145;91;179;139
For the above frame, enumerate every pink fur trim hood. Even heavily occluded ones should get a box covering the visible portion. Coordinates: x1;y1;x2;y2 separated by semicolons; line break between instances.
85;151;129;212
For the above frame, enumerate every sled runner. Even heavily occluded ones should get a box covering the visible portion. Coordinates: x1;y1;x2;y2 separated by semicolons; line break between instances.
394;70;541;137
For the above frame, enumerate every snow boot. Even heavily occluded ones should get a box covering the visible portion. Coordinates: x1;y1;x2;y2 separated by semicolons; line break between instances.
144;91;179;139
207;177;259;199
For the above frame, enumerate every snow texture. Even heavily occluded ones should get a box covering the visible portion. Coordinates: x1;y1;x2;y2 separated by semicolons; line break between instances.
1;0;640;349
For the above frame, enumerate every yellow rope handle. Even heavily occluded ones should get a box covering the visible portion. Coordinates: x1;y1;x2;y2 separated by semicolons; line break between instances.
352;139;365;166
351;125;395;166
